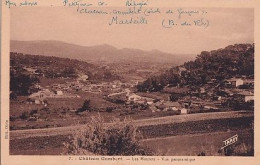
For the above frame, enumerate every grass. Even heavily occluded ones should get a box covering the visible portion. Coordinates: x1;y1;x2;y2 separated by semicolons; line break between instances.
9;91;125;130
141;129;253;156
139;116;253;138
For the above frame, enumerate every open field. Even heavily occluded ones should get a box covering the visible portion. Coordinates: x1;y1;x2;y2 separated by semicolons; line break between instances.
141;129;253;156
10;111;253;140
10;111;253;155
10;128;253;156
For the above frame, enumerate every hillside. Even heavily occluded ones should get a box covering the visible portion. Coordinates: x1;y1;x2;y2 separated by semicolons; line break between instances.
137;43;254;92
10;40;193;64
10;52;118;82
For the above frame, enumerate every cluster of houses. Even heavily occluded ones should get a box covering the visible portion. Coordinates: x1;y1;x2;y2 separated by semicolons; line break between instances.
26;73;254;115
150;101;188;114
27;80;139;105
107;89;189;114
106;76;254;114
51;80;139;94
27;86;80;105
219;78;254;103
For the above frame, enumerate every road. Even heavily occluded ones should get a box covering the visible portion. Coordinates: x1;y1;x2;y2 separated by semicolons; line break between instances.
10;110;253;140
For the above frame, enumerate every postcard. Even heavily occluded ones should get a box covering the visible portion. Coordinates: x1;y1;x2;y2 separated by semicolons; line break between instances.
1;0;260;164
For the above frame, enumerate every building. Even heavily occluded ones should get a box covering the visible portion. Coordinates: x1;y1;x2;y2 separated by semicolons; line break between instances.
163;101;182;111
77;74;89;82
226;78;244;87
128;93;142;102
150;105;158;113
181;108;188;114
55;90;63;96
108;92;127;98
28;89;54;105
237;91;254;102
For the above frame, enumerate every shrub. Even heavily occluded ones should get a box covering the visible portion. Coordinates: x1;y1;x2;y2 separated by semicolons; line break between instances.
10;115;17;121
106;107;114;113
29;109;38;116
76;99;91;113
64;114;153;155
20;111;29;120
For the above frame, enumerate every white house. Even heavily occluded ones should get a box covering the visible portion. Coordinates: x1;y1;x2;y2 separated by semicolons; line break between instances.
128;93;142;102
28;89;53;105
227;78;244;87
55;90;63;96
181;108;188;114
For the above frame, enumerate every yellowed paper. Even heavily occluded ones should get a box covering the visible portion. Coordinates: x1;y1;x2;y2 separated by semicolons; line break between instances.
1;0;260;164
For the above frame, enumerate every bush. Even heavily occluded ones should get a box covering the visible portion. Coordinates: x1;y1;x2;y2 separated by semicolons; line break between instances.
20;111;29;120
64;114;153;155
10;115;17;121
76;99;91;113
29;109;38;116
106;107;114;113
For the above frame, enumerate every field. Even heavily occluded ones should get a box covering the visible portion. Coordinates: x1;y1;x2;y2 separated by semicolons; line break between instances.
141;129;253;156
10;111;253;156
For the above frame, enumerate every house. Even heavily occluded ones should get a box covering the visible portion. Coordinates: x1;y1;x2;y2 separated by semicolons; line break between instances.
29;89;53;99
226;78;244;87
128;93;142;102
163;101;182;111
108;92;127;98
150;105;158;113
237;91;254;102
181;108;188;114
28;89;54;105
55;90;63;96
23;67;37;74
77;74;89;82
204;105;219;110
154;100;165;110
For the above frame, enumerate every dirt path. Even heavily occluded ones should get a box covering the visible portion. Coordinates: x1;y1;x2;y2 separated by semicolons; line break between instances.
10;111;253;140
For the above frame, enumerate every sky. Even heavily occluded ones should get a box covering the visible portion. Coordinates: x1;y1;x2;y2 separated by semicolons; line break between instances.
10;7;254;55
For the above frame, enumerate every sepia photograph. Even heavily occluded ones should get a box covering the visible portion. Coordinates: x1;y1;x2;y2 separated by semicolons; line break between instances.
6;4;255;158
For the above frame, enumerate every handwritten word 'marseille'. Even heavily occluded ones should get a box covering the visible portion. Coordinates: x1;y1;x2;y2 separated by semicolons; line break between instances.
109;16;148;25
125;0;148;9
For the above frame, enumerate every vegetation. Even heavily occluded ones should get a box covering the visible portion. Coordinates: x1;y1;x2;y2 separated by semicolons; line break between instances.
64;115;153;155
76;99;91;113
10;52;119;81
10;67;39;96
138;44;254;92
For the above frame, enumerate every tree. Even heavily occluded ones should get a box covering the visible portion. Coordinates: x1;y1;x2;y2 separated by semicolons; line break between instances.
10;68;39;96
77;99;91;113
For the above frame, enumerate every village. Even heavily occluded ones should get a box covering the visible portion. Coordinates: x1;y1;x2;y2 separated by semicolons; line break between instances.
26;68;254;117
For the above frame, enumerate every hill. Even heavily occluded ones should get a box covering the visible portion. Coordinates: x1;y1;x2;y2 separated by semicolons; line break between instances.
10;52;118;82
137;43;254;92
10;40;193;64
